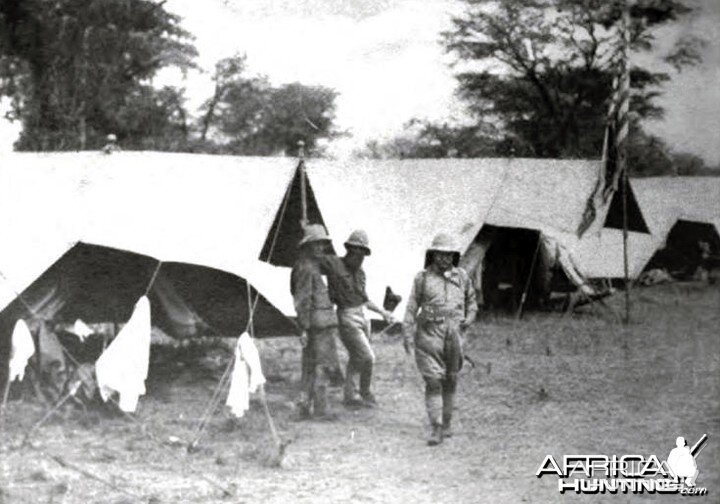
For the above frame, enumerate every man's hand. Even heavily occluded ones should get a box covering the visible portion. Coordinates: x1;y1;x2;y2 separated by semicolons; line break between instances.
299;331;308;348
382;310;396;324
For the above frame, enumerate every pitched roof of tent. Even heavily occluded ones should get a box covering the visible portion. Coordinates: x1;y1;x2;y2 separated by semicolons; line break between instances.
633;177;720;237
0;151;301;335
573;177;720;279
486;158;605;235
259;157;629;315
0;152;649;323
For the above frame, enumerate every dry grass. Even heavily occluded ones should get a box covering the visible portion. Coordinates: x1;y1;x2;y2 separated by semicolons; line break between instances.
1;282;718;503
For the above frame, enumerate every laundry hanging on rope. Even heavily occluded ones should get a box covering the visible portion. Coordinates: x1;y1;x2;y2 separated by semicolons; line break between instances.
95;296;152;412
226;333;266;418
9;319;35;383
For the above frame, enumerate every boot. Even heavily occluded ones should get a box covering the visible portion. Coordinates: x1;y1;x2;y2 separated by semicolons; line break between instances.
360;391;377;408
442;385;455;439
428;423;443;446
442;413;453;438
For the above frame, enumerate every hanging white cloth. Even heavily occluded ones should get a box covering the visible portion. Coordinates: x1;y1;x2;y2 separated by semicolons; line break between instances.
226;333;266;418
70;319;93;342
95;296;151;412
9;319;35;382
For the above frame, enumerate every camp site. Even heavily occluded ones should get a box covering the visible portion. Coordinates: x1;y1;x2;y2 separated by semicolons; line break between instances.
1;1;719;503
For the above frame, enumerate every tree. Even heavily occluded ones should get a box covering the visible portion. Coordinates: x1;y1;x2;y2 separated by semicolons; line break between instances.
237;82;339;156
442;0;704;159
626;124;674;176
355;119;501;159
115;85;191;151
0;0;197;151
198;55;340;156
671;152;719;177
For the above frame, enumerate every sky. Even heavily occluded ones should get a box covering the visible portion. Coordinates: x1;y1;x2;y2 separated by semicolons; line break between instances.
1;0;718;164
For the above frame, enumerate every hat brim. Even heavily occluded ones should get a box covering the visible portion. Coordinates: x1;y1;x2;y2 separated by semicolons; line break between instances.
344;242;371;256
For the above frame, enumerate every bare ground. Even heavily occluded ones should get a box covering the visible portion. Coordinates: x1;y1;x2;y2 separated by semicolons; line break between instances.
1;282;719;504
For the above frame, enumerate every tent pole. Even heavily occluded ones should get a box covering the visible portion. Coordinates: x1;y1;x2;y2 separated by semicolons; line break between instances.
298;140;308;227
622;162;630;324
621;1;631;325
515;234;542;321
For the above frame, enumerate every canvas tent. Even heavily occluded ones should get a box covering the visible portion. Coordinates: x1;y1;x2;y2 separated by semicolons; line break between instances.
571;175;653;280
260;157;642;314
0;152;305;389
477;158;649;305
632;177;720;276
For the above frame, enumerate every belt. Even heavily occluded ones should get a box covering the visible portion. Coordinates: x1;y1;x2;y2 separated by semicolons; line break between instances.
419;306;460;323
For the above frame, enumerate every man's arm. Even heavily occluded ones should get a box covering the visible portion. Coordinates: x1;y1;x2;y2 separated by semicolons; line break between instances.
364;300;395;322
291;264;314;332
358;269;394;322
462;269;478;329
402;273;422;353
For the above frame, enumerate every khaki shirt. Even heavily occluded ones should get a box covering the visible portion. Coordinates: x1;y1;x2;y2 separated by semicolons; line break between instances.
319;256;369;309
403;266;478;331
290;257;337;331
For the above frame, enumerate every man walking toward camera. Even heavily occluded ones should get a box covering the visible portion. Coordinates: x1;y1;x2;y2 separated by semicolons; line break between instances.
403;233;477;445
321;230;394;408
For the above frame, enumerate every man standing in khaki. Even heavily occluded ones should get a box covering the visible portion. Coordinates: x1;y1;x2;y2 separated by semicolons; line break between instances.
403;233;477;445
290;224;341;419
321;230;394;408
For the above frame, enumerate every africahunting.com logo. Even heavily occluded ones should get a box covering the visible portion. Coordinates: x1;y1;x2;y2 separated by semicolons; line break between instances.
536;434;709;496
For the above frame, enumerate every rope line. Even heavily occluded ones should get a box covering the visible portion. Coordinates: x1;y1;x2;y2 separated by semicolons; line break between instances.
187;160;294;443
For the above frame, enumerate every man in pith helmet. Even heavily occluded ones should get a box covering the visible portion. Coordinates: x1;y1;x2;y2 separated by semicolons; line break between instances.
320;230;394;408
403;232;477;445
290;224;341;419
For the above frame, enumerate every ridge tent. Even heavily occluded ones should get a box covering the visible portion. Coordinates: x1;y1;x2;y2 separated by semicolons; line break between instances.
259;157;643;314
633;177;720;277
0;152;304;389
572;176;654;280
260;158;506;315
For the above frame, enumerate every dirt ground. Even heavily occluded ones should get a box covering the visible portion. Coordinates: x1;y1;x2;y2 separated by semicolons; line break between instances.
1;282;718;504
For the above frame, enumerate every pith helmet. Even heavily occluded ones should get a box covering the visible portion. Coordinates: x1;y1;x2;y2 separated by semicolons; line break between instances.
424;232;460;268
298;224;331;247
344;229;371;256
427;233;460;254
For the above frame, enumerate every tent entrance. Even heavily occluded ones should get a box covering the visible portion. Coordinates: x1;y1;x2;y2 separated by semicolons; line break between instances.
645;219;720;278
259;162;331;267
461;225;559;313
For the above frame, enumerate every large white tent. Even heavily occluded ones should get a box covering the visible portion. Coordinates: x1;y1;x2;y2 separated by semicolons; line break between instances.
0;152;302;337
1;151;648;332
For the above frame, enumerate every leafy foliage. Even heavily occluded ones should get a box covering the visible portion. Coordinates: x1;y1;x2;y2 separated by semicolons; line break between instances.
197;55;340;156
0;0;197;150
440;0;702;161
